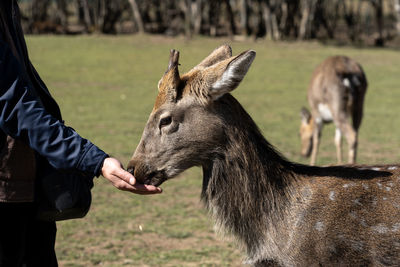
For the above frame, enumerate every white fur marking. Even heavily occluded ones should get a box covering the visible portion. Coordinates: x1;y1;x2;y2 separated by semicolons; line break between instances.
302;186;312;199
371;167;381;171
388;166;398;170
372;223;400;234
372;224;389;234
329;191;335;201
392;223;400;232
343;78;351;88
350;240;364;252
318;103;333;122
360;219;368;227
315;221;324;231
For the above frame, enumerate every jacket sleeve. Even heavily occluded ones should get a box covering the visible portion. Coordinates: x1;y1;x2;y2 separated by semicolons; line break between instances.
0;41;108;177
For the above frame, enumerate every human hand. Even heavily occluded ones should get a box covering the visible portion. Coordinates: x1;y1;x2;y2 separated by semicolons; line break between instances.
101;157;162;195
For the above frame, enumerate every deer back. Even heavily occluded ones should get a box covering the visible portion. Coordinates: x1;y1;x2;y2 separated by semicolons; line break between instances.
307;55;367;122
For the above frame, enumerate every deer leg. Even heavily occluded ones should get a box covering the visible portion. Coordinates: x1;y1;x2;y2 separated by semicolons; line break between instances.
342;123;358;164
348;95;363;164
310;121;323;166
334;128;342;164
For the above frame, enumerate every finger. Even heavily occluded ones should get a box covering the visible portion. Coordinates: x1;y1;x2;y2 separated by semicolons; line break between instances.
132;183;163;193
112;168;136;185
110;175;162;193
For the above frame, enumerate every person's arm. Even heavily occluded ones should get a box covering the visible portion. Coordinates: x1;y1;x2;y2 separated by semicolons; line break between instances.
0;42;161;194
0;41;105;175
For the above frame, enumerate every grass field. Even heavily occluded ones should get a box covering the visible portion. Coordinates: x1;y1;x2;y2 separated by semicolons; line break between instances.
26;35;400;266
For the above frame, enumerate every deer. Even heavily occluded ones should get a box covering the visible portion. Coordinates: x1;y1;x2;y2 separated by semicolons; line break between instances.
300;55;368;166
127;45;400;266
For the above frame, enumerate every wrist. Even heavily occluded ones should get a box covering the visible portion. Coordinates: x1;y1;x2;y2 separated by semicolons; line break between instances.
98;155;110;177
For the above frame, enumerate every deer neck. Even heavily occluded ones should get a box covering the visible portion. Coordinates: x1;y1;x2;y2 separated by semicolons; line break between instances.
200;94;298;261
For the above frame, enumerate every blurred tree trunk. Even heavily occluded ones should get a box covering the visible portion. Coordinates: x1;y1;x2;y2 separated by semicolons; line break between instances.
102;1;125;34
281;0;300;38
298;0;318;40
308;0;328;39
128;0;144;33
319;0;340;39
224;0;237;37
55;0;68;32
208;0;220;36
260;0;280;40
102;0;129;34
32;0;51;23
395;0;400;35
370;0;384;46
279;0;288;33
78;0;92;33
298;0;310;39
239;0;250;35
93;0;105;32
340;0;363;42
180;0;192;38
192;0;203;34
154;1;166;33
30;0;52;33
270;3;280;40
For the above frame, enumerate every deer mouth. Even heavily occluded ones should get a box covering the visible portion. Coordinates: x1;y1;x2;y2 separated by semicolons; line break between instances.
143;171;167;187
127;165;167;187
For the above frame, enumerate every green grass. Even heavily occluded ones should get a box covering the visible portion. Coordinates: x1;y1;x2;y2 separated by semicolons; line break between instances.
26;35;400;266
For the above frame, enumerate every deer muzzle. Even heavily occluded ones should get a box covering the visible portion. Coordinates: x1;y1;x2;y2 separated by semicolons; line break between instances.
127;160;167;186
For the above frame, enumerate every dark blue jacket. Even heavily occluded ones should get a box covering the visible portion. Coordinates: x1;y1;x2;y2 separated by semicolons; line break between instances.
0;1;108;201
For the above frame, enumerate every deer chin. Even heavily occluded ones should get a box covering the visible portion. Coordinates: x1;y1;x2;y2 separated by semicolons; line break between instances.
136;170;168;187
147;172;168;186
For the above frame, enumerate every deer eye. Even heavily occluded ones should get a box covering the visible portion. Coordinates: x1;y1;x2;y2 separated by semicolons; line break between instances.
159;116;172;129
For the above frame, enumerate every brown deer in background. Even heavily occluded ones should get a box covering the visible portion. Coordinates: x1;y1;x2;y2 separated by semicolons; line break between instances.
300;56;368;166
127;46;399;266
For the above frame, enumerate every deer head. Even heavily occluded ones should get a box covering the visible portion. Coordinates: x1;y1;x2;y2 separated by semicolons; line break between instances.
300;107;314;157
127;45;256;186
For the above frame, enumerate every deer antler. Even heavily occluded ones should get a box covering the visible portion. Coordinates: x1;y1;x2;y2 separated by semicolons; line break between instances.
166;49;180;73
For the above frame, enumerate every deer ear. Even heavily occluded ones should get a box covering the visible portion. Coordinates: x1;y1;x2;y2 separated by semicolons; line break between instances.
194;44;232;69
300;107;312;123
208;50;256;100
158;49;181;101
